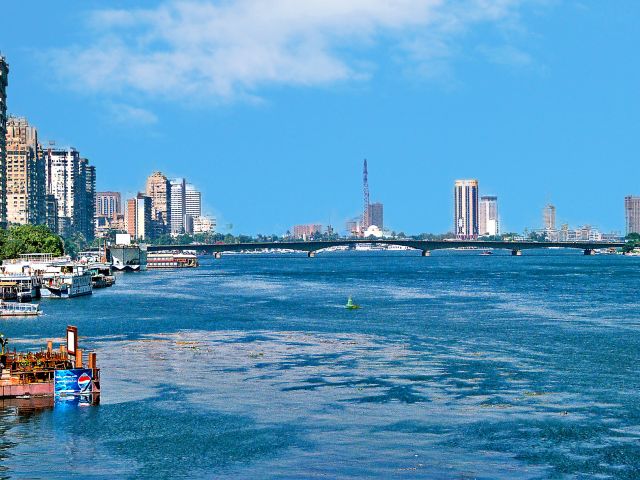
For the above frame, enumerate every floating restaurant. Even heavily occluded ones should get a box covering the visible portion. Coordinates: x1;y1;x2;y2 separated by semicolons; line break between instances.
147;252;198;269
0;326;100;402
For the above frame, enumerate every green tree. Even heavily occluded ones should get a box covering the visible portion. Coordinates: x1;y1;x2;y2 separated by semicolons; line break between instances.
623;233;640;253
63;232;88;259
1;225;64;260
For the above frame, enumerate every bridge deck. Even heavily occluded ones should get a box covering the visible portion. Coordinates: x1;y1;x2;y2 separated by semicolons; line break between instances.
145;239;624;254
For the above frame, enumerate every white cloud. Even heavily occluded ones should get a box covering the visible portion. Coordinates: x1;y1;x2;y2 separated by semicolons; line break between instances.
477;44;534;68
108;103;159;125
52;0;538;102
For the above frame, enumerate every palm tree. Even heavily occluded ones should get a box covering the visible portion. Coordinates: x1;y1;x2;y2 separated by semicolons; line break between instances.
0;334;8;355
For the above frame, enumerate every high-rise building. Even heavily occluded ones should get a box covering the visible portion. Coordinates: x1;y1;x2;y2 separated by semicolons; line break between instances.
169;178;202;235
45;148;79;235
76;159;96;241
5;117;46;225
478;196;499;237
368;202;384;229
146;171;170;230
454;179;479;239
186;183;201;219
126;193;152;240
543;204;556;231
44;147;95;238
0;56;9;226
625;196;640;235
96;192;121;218
169;178;186;234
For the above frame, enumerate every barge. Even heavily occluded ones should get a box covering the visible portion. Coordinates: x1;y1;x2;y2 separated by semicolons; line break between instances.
0;327;99;401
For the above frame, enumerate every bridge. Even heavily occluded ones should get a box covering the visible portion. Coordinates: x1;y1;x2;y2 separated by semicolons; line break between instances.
145;239;625;258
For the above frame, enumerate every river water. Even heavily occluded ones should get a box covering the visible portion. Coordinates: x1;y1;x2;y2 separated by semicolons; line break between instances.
0;250;639;479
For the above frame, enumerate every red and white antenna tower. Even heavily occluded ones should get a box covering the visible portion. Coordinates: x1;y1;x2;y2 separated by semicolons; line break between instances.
362;159;370;230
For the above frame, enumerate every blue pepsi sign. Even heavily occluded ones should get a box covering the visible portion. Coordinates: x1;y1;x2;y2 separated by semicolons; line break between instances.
54;369;94;396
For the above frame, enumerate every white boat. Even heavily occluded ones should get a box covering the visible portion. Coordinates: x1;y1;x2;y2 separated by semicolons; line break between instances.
41;264;93;299
354;243;386;251
147;252;198;269
386;244;412;251
0;301;41;317
322;246;349;252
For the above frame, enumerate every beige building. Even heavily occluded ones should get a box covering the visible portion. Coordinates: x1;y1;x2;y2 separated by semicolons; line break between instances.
145;171;170;230
5;117;45;225
454;179;479;239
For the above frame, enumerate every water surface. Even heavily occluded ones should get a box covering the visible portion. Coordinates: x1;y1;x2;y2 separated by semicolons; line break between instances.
1;250;639;478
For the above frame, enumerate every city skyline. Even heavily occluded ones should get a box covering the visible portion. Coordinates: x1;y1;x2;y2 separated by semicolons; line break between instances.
1;3;640;234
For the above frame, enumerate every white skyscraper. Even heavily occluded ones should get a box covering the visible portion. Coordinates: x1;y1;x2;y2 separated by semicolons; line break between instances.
479;196;499;237
170;178;202;235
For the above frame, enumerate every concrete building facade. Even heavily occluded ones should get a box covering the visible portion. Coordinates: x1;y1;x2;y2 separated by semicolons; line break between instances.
368;202;384;230
146;171;170;231
44;147;95;238
0;56;9;225
454;179;479;239
96;192;121;218
5;117;46;225
625;196;640;235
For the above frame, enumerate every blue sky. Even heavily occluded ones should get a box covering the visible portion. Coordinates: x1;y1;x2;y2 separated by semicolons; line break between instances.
1;1;638;235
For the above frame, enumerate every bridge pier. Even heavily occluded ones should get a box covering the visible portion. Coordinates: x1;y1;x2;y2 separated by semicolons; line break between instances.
421;250;431;257
511;249;522;256
214;252;222;259
307;251;316;258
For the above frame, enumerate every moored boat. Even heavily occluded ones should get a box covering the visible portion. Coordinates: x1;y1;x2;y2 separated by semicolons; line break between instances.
0;300;40;317
87;263;116;289
147;252;198;269
41;264;92;298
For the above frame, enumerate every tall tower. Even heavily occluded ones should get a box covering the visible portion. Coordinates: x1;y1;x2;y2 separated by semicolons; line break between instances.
362;159;370;230
543;204;556;231
454;179;479;239
0;55;9;226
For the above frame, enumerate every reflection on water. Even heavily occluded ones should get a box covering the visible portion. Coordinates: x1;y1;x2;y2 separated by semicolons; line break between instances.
0;252;638;478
